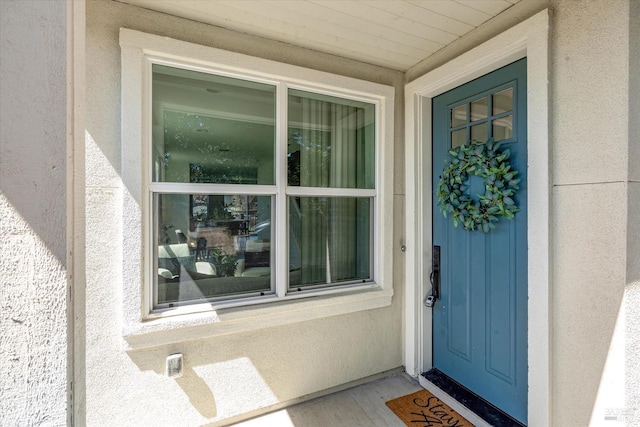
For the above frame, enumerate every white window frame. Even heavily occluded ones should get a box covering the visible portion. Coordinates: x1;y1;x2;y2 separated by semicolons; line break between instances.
120;29;394;348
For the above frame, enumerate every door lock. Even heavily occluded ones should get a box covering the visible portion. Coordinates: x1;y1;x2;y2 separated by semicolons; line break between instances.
424;293;436;307
424;245;441;308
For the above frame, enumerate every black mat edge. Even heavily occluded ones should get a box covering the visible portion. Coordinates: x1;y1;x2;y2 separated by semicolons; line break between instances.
422;369;526;427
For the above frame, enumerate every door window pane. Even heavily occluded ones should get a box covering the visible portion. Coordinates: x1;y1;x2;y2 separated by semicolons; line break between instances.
471;97;488;121
155;193;272;305
451;129;467;148
493;88;513;115
471;123;488;143
152;64;276;184
288;89;375;189
451;104;466;127
492;115;513;141
289;197;371;290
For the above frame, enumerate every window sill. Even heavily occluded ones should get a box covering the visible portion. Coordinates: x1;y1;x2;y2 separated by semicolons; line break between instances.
122;286;393;350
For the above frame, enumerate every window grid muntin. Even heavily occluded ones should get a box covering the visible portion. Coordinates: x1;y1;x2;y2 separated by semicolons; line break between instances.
448;82;517;148
148;61;380;310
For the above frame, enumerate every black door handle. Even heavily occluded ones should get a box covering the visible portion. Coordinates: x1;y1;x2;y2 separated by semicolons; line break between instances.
430;245;440;300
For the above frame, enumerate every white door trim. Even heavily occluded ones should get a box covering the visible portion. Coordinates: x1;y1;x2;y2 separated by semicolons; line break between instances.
403;10;551;426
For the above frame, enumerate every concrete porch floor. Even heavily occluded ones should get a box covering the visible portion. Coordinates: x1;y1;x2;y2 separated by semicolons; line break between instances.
230;373;422;426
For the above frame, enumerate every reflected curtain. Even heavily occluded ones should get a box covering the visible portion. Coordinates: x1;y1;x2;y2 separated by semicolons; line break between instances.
298;99;367;285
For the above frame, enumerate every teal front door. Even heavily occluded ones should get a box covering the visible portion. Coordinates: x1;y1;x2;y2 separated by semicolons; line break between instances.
431;59;528;424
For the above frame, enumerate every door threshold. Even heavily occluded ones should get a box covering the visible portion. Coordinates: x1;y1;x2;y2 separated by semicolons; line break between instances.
419;369;526;427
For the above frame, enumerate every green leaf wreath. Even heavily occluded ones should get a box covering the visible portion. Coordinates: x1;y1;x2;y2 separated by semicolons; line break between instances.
436;138;520;233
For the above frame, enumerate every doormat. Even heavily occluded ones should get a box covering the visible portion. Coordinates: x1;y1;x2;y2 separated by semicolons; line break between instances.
385;389;474;426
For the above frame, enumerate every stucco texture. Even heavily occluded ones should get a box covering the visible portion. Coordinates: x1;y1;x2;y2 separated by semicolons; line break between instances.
549;0;636;425
82;0;640;425
0;1;68;425
627;1;640;419
84;0;404;425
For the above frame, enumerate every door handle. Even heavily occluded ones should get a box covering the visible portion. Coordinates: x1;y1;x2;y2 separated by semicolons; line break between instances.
431;245;440;299
425;245;440;307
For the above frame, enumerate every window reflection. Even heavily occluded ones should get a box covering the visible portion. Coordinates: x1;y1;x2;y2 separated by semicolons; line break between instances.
492;88;513;115
288;196;371;290
471;123;488;143
492;115;513;141
451;129;466;148
448;86;516;147
451;104;466;128
470;97;488;121
152;65;276;185
155;193;272;305
287;89;375;189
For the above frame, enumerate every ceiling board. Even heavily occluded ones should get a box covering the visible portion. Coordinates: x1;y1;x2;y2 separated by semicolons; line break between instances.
409;0;494;26
456;0;518;16
217;0;425;66
265;0;440;53
117;0;521;71
306;0;446;51
364;1;474;37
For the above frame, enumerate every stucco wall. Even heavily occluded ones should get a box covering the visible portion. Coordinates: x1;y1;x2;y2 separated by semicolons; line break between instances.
626;0;640;421
84;0;404;425
83;0;638;425
0;1;69;425
550;1;633;425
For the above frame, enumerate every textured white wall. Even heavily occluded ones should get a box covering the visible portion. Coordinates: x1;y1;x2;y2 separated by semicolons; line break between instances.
550;0;634;425
83;1;638;425
84;1;404;425
0;1;68;425
626;0;640;422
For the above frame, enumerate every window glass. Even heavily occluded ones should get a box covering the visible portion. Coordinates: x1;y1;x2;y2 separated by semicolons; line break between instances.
492;115;513;141
451;129;466;148
152;65;276;184
155;193;272;306
288;89;375;189
449;86;516;147
150;65;379;308
470;97;488;121
451;104;466;128
492;88;513;115
288;196;371;290
471;123;488;143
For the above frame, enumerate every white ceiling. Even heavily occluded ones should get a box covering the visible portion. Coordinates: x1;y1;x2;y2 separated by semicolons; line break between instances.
117;0;521;71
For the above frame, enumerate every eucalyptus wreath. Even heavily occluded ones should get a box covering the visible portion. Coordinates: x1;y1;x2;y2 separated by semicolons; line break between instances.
436;138;520;233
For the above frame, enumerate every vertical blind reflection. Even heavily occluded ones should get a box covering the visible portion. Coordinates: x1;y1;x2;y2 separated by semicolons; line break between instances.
289;197;371;289
288;89;375;189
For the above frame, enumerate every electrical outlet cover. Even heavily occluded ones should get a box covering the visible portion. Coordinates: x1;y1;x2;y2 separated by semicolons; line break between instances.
166;353;183;378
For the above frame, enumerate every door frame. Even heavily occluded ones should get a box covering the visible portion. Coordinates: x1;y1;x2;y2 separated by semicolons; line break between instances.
404;10;550;426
